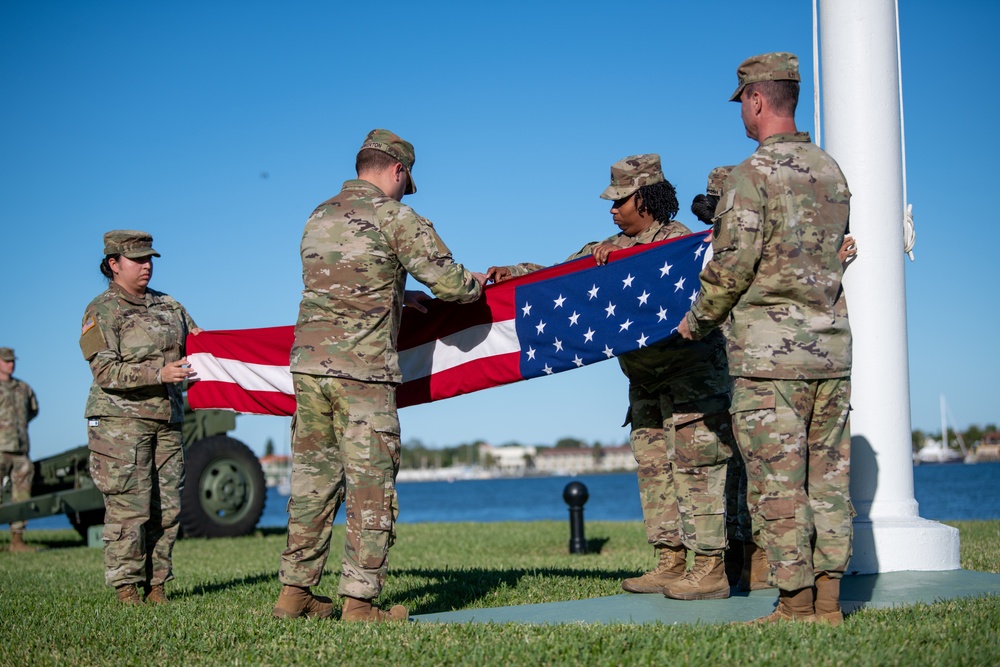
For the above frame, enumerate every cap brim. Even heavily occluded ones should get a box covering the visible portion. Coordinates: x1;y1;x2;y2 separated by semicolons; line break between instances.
122;250;161;259
600;185;639;201
729;83;745;102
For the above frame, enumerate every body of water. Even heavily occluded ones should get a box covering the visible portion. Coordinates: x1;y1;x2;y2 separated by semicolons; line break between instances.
22;461;1000;531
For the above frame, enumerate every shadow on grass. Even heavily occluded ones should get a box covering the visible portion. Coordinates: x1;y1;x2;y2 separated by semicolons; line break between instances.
397;566;640;615
180;572;278;598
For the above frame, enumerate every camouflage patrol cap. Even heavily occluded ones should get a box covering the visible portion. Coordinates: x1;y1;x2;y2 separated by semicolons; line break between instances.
360;128;417;195
0;347;14;361
706;165;735;198
103;230;161;259
600;154;665;201
729;52;800;102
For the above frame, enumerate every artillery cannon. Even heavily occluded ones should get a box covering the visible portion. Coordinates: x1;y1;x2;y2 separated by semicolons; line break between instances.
0;406;266;539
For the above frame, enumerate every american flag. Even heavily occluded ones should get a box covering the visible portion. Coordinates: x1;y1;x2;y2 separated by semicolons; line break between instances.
187;230;709;414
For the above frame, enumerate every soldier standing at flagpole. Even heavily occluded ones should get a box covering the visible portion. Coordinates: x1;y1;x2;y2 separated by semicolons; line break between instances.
679;52;853;624
489;154;736;601
273;129;486;622
0;347;39;553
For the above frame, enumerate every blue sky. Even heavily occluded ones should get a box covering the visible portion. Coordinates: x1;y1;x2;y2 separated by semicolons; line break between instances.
2;1;997;459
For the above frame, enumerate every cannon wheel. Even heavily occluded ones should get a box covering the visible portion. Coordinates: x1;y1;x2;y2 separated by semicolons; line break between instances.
179;435;266;538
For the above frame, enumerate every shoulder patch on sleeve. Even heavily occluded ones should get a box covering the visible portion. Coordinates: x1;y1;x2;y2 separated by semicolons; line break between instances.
80;316;108;361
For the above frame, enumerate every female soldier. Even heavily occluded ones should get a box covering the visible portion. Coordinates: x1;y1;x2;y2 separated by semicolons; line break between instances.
79;230;201;605
488;155;736;601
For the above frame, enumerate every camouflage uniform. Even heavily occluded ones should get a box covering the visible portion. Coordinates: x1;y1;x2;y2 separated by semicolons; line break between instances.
685;100;854;590
280;129;482;601
80;231;196;589
499;155;735;558
0;348;39;535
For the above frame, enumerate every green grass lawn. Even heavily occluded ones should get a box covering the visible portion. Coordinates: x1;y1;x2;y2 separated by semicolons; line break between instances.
1;520;998;666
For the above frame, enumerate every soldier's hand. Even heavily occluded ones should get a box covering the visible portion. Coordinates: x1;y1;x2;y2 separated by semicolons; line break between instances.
190;327;204;335
592;243;617;266
486;266;512;283
161;359;195;384
839;235;857;264
677;316;694;340
404;290;432;313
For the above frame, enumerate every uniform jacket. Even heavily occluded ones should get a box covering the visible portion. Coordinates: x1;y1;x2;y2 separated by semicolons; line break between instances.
0;377;38;454
687;132;852;379
291;179;482;383
80;282;197;422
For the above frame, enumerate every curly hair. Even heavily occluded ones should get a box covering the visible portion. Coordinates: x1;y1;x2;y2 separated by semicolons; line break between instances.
690;194;719;226
634;180;679;223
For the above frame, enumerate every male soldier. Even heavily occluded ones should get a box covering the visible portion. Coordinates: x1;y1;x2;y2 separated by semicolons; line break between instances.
489;155;735;601
273;129;486;622
0;347;39;553
678;53;853;625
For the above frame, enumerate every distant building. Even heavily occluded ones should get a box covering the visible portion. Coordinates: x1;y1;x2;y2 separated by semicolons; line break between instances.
477;443;536;475
534;445;637;475
975;432;1000;462
260;454;291;488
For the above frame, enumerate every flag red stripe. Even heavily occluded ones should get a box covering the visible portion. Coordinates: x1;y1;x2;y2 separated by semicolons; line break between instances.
397;351;521;408
187;326;294;365
189;380;296;416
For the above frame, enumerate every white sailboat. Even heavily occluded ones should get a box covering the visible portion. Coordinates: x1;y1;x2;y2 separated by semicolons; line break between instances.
914;395;969;464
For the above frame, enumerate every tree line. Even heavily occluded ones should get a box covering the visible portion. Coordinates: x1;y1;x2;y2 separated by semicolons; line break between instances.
399;437;626;470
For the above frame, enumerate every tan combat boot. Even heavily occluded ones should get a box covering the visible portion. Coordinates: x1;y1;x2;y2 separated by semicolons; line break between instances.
814;573;845;626
116;584;145;606
272;585;335;619
341;596;408;622
664;554;731;600
739;541;774;591
748;587;815;624
8;532;37;553
144;583;169;605
621;545;687;594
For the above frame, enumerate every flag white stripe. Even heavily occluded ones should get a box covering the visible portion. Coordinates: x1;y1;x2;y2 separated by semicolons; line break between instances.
399;320;519;381
189;352;293;394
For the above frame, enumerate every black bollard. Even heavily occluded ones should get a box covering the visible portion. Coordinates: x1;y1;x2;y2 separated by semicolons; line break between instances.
563;481;589;554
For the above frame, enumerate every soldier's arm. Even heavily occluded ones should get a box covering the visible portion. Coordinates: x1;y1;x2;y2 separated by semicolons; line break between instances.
487;237;606;283
27;386;38;422
685;184;764;338
81;307;162;389
386;206;482;304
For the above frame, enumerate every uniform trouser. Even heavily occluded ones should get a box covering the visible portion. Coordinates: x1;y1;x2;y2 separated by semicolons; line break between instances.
88;417;184;589
731;377;853;592
628;385;733;556
279;373;400;601
1;452;34;533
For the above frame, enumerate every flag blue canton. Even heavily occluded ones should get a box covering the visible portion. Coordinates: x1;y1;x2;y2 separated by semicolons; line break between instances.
515;234;708;379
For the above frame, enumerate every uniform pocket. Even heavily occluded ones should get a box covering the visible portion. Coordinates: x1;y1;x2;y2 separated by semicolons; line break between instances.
102;522;124;542
89;449;136;496
354;469;394;570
